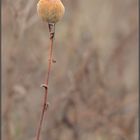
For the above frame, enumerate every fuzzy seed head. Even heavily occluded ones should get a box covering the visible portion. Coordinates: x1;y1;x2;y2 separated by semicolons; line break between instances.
37;0;65;23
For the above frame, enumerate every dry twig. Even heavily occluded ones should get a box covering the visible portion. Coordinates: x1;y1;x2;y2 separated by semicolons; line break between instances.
36;23;55;140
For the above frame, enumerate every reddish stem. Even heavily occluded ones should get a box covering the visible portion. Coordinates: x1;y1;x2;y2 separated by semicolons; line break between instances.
36;23;55;140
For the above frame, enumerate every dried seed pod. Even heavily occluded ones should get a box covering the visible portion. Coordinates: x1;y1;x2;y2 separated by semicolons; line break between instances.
37;0;65;23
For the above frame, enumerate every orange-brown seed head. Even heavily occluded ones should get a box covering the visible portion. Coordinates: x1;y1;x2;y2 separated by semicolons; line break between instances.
37;0;65;23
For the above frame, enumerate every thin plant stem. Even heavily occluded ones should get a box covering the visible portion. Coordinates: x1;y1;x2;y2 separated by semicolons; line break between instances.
36;23;55;140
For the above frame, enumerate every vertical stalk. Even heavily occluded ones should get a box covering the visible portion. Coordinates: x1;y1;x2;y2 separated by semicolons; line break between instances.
36;23;55;140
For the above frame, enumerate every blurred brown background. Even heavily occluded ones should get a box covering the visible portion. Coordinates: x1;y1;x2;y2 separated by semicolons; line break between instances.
2;0;139;140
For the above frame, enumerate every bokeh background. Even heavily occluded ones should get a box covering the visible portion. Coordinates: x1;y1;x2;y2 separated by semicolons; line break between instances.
2;0;139;140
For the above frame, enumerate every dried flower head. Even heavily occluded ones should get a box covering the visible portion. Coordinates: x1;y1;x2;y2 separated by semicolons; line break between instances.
37;0;65;23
